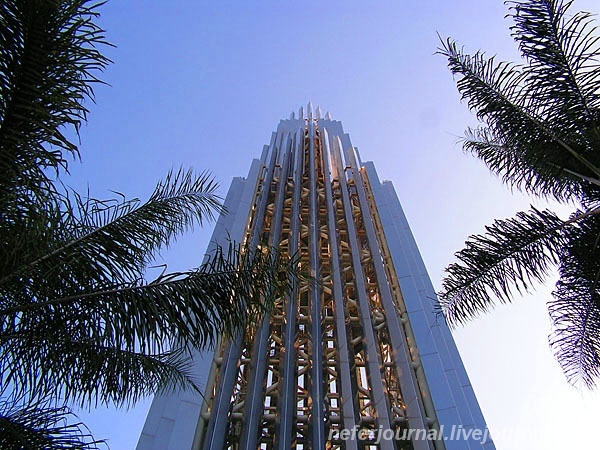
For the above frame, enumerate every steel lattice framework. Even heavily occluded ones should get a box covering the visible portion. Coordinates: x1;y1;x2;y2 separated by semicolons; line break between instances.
137;105;496;450
199;107;440;450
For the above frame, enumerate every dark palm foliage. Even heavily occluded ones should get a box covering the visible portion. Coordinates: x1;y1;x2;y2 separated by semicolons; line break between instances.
1;175;295;408
438;0;600;387
0;394;103;449
0;0;299;446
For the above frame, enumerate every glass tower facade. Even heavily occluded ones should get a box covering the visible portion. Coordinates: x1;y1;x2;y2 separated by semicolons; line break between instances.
137;105;495;450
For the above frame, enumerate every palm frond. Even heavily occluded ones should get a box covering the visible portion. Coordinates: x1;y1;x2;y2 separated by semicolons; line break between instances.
0;169;222;308
441;0;600;387
1;332;200;409
0;0;110;199
509;0;600;133
0;182;63;290
0;394;104;450
439;37;600;200
461;126;591;196
0;242;300;407
549;211;600;387
439;207;566;326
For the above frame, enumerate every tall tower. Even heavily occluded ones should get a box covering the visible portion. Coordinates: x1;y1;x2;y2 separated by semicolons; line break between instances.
137;106;495;450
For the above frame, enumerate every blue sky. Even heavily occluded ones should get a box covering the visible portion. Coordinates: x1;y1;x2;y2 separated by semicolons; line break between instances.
71;1;600;448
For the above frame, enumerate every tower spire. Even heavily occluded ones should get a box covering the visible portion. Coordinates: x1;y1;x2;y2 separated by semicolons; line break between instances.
137;109;496;450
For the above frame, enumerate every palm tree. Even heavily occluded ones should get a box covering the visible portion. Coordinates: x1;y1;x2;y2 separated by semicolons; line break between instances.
437;0;600;388
0;1;298;447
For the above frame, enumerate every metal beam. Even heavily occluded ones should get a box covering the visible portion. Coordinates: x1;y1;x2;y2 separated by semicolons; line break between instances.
276;127;303;450
321;129;359;450
331;137;395;450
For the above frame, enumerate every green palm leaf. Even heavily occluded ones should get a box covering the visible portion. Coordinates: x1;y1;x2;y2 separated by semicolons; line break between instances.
0;168;221;307
549;212;600;387
440;0;600;386
509;0;600;130
0;394;105;450
460;126;586;196
1;332;201;409
439;208;566;326
439;36;600;200
0;0;305;443
0;0;110;200
0;239;298;407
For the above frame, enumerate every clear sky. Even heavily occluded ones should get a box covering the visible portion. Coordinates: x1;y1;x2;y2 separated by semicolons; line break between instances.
70;1;600;448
